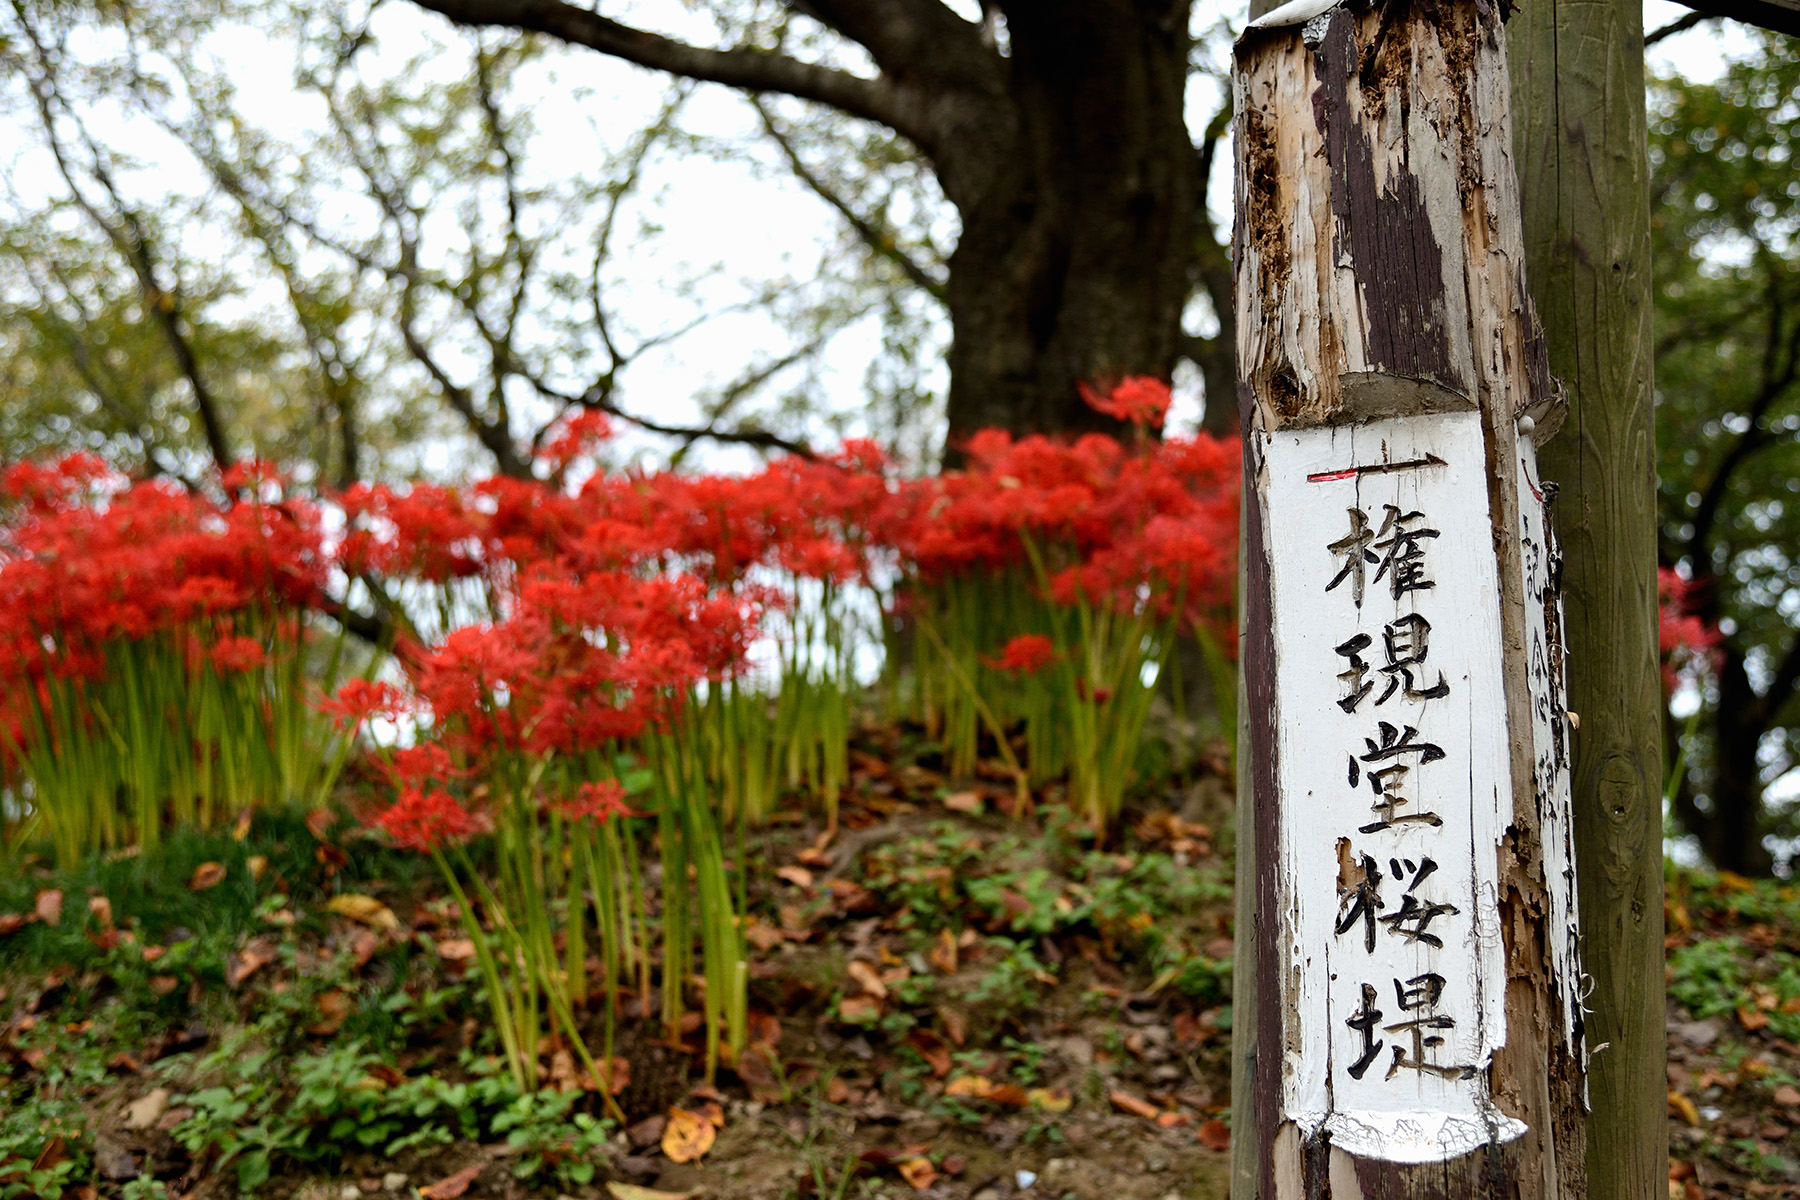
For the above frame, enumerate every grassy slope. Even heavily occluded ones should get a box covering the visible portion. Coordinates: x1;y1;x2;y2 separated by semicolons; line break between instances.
8;731;1793;1199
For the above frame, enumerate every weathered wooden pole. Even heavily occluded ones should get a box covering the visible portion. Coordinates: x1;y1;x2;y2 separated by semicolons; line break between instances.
1507;0;1666;1194
1227;0;1588;1191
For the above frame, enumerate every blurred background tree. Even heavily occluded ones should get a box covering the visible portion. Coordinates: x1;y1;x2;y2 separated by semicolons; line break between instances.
1652;29;1800;875
0;0;1240;483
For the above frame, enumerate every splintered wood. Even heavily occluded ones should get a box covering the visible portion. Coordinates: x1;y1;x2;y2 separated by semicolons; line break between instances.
1231;0;1587;1193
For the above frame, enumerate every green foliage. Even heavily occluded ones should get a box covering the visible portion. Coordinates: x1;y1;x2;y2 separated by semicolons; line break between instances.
168;1035;613;1194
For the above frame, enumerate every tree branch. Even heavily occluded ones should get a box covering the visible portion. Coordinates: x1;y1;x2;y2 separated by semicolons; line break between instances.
408;0;937;151
1646;11;1712;45
753;99;947;300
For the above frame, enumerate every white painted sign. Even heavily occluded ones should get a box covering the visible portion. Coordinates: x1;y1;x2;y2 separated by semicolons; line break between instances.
1262;409;1527;1162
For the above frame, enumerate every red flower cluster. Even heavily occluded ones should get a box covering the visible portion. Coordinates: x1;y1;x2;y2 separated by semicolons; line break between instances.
371;786;486;852
879;428;1238;634
0;457;331;766
553;779;643;825
985;634;1057;675
2;411;1241;804
1079;376;1173;429
1658;568;1722;690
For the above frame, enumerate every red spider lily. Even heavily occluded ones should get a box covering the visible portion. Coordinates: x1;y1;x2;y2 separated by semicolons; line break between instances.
1658;568;1722;690
208;636;267;674
984;634;1057;674
1078;376;1172;429
553;779;644;825
384;743;469;787
370;786;486;853
536;410;616;470
318;679;408;730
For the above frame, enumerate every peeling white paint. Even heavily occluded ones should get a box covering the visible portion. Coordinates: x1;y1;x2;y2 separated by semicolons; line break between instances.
1263;410;1525;1161
1517;444;1588;1087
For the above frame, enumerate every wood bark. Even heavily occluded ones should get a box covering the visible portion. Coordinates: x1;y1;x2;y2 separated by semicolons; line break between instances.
1507;0;1667;1195
1229;0;1586;1191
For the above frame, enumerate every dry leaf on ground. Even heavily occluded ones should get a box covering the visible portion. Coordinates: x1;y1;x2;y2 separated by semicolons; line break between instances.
418;1163;483;1199
306;990;352;1036
606;1185;701;1200
325;894;400;930
661;1106;717;1163
776;865;815;889
1109;1089;1162;1120
225;942;278;988
188;863;226;891
943;791;984;814
1197;1119;1231;1151
35;890;63;925
897;1157;938;1191
944;1074;995;1099
838;996;880;1023
847;960;888;999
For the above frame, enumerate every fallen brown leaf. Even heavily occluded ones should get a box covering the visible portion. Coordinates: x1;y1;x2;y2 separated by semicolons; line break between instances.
897;1157;938;1191
938;1007;968;1045
1197;1119;1231;1151
246;855;268;881
1026;1087;1071;1112
743;919;786;951
847;960;888;999
226;943;277;988
87;896;113;928
929;929;958;974
306;989;352;1036
606;1185;701;1200
326;893;400;931
904;1030;951;1078
661;1106;717;1163
418;1163;483;1199
435;937;476;960
1775;1084;1800;1107
943;790;984;814
776;865;815;889
188;863;227;891
1738;1006;1771;1032
305;808;336;841
944;1075;995;1099
987;1084;1029;1108
147;976;178;996
35;889;63;925
838;995;880;1023
0;913;32;936
1109;1089;1162;1120
1667;1090;1701;1127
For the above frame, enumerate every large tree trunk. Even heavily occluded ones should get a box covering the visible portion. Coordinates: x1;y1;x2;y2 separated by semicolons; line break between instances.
1700;646;1776;874
939;0;1198;453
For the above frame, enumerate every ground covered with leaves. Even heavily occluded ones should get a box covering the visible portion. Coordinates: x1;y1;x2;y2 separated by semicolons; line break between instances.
1;726;1238;1200
1664;866;1800;1198
14;735;1800;1199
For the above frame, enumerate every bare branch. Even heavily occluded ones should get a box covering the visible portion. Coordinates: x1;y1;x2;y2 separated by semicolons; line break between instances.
1646;11;1712;45
408;0;938;151
753;99;946;300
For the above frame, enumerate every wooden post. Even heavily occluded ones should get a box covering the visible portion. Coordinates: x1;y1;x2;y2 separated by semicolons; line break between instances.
1507;0;1666;1195
1228;0;1587;1191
